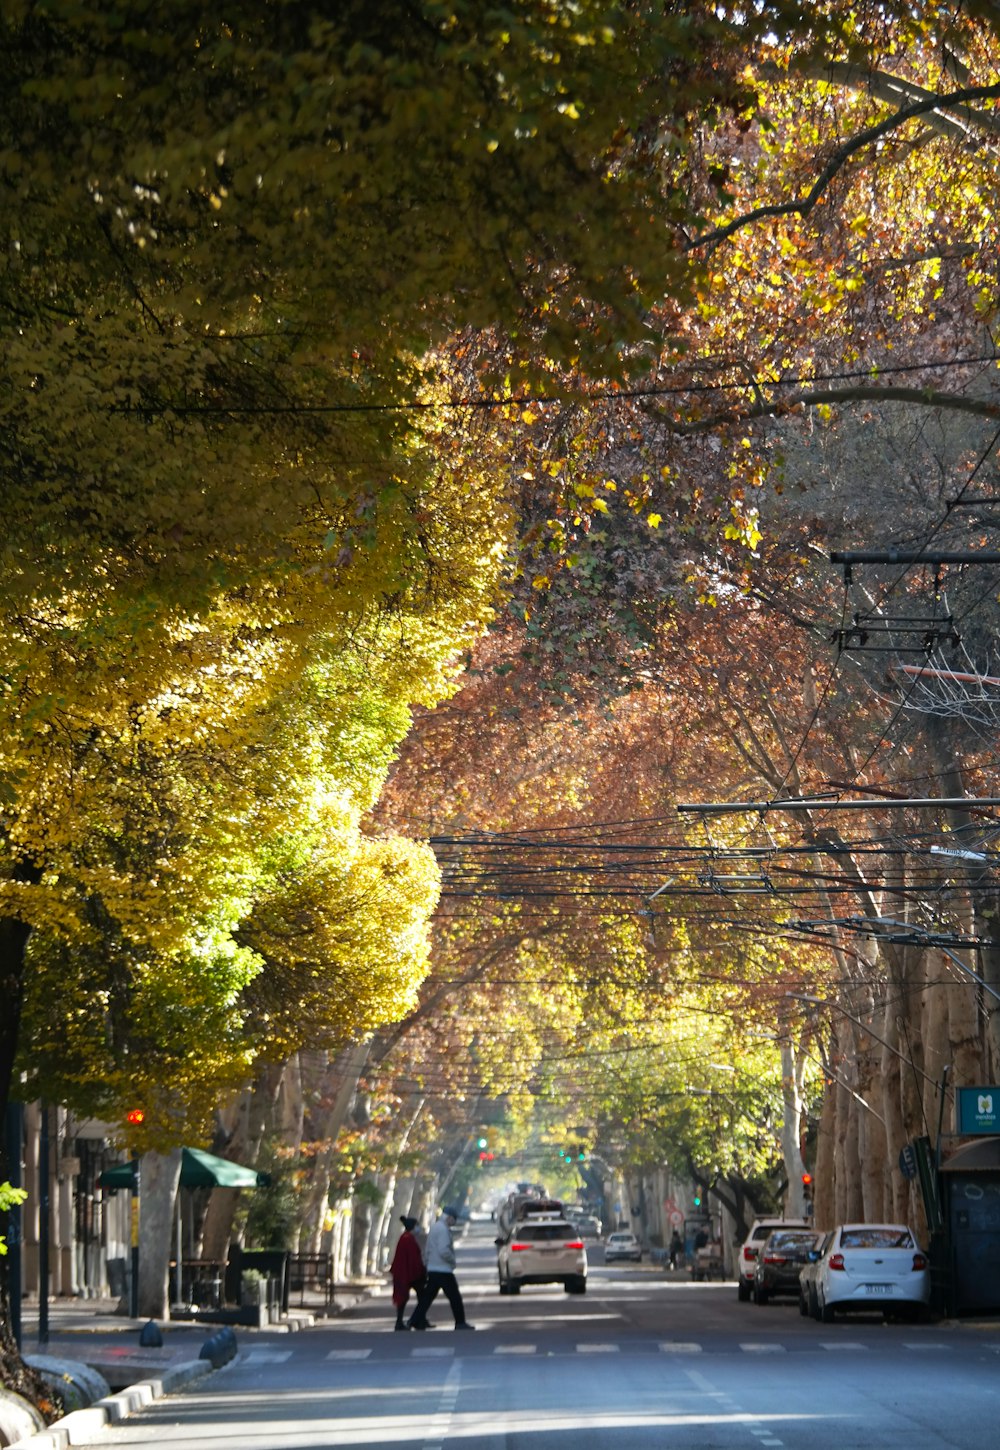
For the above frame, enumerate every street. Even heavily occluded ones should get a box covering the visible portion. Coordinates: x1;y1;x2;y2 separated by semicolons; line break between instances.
83;1223;1000;1449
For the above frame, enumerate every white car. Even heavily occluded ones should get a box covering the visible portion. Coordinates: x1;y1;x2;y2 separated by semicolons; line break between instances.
736;1217;809;1301
812;1223;930;1322
496;1216;587;1294
604;1231;642;1263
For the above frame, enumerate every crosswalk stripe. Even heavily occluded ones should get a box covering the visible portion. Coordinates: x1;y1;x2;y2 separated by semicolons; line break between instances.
658;1342;702;1354
494;1345;537;1354
412;1346;456;1357
326;1349;372;1360
577;1343;620;1353
242;1349;293;1364
740;1343;786;1353
820;1342;866;1351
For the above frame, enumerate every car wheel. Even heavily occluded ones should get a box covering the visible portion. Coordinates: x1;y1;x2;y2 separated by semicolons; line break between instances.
737;1279;751;1302
565;1276;586;1294
498;1273;508;1295
809;1286;820;1320
754;1285;769;1306
820;1296;835;1324
798;1291;809;1317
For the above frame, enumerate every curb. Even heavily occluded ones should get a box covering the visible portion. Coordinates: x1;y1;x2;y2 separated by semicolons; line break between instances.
14;1360;213;1449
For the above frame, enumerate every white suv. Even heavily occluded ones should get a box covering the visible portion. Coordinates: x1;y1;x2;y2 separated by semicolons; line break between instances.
736;1217;808;1301
496;1216;587;1295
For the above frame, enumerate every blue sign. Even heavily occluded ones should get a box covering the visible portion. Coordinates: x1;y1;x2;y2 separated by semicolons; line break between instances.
957;1086;1000;1135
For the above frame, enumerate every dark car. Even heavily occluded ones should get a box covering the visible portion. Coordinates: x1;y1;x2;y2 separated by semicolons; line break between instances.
753;1228;823;1305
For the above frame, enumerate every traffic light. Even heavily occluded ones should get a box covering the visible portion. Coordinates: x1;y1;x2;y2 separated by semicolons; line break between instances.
693;1193;702;1208
476;1136;488;1150
577;1148;587;1162
802;1172;814;1212
125;1108;145;1126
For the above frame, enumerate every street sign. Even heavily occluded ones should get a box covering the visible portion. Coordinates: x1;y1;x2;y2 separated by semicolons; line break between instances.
957;1086;1000;1135
898;1143;918;1180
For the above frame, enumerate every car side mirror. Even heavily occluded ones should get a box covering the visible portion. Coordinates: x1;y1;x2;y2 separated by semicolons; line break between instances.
494;1238;504;1247
807;1250;819;1262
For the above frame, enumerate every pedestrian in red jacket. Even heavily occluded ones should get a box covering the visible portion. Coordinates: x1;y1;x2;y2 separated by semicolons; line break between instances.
390;1217;426;1330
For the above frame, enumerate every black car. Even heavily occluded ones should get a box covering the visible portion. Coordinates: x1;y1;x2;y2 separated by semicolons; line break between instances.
752;1228;823;1305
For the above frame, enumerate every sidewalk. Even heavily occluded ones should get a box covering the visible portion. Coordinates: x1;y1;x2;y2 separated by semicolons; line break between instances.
6;1285;375;1449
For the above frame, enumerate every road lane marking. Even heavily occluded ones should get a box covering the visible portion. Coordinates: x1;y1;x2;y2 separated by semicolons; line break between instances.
819;1342;866;1351
494;1344;537;1354
577;1343;620;1353
412;1346;456;1357
740;1343;786;1352
325;1349;372;1360
242;1349;293;1363
658;1342;703;1353
422;1357;461;1450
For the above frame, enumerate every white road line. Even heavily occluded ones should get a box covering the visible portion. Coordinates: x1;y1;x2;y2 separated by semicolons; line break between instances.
325;1349;372;1360
577;1343;621;1353
494;1344;537;1354
422;1358;461;1450
241;1349;293;1363
658;1342;703;1353
819;1342;866;1351
740;1343;786;1353
412;1346;456;1357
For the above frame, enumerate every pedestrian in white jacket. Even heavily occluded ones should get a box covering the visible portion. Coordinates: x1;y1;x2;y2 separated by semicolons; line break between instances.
407;1206;475;1331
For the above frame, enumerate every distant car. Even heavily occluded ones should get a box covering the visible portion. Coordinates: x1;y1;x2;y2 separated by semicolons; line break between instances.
496;1216;587;1294
811;1223;931;1322
736;1217;809;1302
574;1215;603;1239
752;1228;823;1305
604;1231;642;1263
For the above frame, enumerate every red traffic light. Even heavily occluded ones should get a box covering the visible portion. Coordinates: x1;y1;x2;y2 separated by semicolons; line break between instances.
126;1109;145;1126
801;1172;813;1185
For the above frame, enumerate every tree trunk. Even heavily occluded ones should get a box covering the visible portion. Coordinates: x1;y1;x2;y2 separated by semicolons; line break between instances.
137;1150;183;1320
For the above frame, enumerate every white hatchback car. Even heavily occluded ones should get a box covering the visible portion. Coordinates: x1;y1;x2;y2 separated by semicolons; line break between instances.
496;1216;587;1294
812;1223;930;1322
604;1231;642;1263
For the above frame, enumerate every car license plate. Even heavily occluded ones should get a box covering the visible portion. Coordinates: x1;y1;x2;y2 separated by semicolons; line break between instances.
864;1283;891;1294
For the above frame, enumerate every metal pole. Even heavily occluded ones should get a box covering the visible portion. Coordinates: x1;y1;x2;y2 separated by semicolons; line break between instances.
5;1102;23;1351
130;1155;140;1318
38;1102;49;1347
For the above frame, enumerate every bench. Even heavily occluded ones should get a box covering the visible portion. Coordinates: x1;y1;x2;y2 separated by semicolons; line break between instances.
287;1252;335;1307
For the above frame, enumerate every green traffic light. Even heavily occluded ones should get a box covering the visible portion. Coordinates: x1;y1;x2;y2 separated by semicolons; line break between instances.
477;1137;488;1149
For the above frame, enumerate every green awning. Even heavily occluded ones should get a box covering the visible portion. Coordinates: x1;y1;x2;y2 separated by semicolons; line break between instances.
99;1147;270;1190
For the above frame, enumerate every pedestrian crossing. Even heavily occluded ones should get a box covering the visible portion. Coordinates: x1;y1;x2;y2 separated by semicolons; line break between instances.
240;1338;978;1365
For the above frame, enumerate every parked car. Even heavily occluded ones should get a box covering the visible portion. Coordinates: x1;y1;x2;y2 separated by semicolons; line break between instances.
811;1223;931;1322
798;1231;833;1318
752;1228;824;1305
496;1215;587;1294
604;1231;642;1263
736;1217;809;1301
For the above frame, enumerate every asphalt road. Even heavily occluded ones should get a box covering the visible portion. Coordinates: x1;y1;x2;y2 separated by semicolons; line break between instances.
83;1221;1000;1449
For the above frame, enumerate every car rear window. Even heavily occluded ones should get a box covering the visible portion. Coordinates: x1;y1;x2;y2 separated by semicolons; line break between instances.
840;1228;914;1249
768;1231;819;1250
516;1224;575;1242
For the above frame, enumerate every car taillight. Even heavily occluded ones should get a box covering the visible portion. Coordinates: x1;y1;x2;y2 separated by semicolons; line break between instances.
828;1253;845;1271
565;1241;584;1250
743;1246;758;1262
762;1254;787;1266
511;1242;530;1252
912;1253;928;1271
